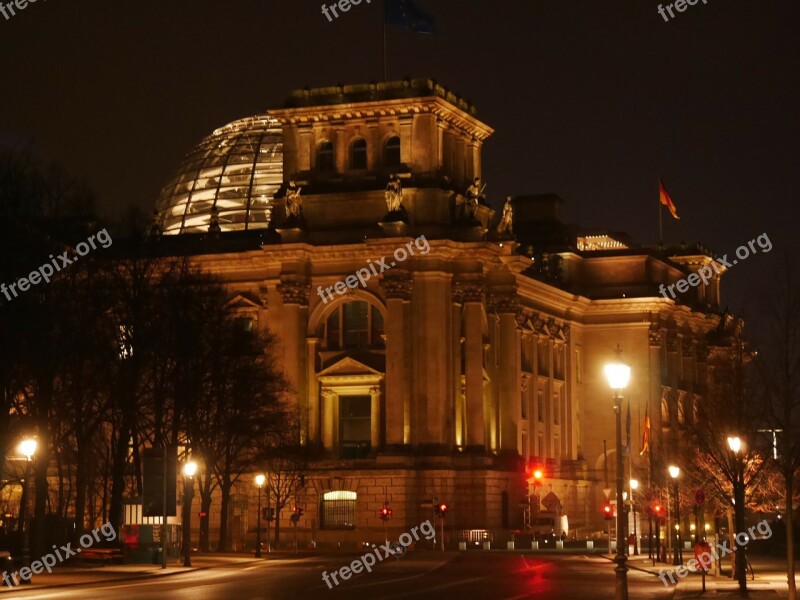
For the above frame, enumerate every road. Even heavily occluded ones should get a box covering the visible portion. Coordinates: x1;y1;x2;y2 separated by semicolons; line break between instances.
6;553;676;600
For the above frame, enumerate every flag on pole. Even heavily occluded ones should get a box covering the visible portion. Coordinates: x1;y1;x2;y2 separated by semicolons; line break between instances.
639;406;651;455
659;178;680;220
385;0;437;34
625;400;631;455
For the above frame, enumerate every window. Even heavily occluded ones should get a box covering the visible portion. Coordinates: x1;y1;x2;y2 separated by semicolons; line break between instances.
318;141;335;172
575;348;582;383
350;139;367;170
340;396;371;458
321;490;357;529
554;391;560;425
325;302;384;350
521;389;528;419
384;136;401;167
537;390;544;422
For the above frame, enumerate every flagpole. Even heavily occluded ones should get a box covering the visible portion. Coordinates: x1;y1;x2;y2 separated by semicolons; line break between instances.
658;178;663;249
383;0;388;81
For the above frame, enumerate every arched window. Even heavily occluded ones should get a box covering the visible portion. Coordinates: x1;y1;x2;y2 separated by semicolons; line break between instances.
318;141;335;172
325;301;384;350
350;139;367;170
384;136;401;167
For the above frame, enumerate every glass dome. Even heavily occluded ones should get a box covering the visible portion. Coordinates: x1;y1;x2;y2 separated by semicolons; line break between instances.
155;114;283;235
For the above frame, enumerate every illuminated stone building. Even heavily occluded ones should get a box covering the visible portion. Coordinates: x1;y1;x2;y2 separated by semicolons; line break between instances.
153;79;731;547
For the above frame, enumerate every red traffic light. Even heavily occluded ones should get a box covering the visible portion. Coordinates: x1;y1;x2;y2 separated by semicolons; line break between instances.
603;503;613;520
439;503;448;513
653;504;662;515
380;505;393;520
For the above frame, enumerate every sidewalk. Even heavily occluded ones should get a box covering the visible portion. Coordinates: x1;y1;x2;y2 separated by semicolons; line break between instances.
625;553;793;598
0;553;266;592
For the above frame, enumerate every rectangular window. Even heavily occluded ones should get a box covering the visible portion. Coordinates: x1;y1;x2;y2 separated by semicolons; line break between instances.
343;302;369;348
521;433;529;460
575;348;582;383
521;388;528;419
554;391;560;425
537;390;544;422
321;490;357;529
538;434;545;458
340;396;371;458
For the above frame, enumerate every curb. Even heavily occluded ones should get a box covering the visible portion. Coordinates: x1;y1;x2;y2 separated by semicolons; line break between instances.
0;558;265;593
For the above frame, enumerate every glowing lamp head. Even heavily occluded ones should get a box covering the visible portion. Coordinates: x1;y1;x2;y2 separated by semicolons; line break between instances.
255;474;266;487
630;479;639;491
604;361;631;391
182;461;198;477
727;436;742;454
18;439;37;460
668;465;680;480
533;469;543;481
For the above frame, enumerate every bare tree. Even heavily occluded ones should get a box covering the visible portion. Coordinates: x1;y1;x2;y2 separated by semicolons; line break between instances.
756;256;800;600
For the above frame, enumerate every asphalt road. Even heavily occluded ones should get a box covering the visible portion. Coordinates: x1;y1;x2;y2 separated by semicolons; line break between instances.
5;553;676;600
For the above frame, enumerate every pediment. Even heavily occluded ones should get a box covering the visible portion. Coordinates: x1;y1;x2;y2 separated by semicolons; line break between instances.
318;356;383;378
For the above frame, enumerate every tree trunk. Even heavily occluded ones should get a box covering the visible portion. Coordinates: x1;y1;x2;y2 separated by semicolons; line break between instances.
109;425;131;533
199;493;212;553
274;507;281;545
33;439;51;558
217;482;231;552
787;473;796;600
733;484;748;593
73;449;88;545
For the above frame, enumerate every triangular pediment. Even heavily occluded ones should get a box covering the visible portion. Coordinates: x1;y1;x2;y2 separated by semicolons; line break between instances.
318;356;382;378
226;293;264;310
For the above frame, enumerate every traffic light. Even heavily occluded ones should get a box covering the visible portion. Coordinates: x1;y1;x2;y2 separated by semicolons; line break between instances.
380;503;392;521
439;503;449;518
652;504;663;519
290;505;303;523
603;502;613;520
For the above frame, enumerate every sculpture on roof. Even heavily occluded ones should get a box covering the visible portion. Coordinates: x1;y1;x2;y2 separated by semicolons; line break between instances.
384;175;404;213
285;181;303;218
496;195;513;235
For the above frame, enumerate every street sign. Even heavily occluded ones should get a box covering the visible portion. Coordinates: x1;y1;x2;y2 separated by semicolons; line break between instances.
603;488;612;499
695;489;706;505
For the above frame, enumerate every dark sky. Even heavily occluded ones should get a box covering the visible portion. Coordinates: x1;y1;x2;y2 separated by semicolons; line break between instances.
1;0;798;319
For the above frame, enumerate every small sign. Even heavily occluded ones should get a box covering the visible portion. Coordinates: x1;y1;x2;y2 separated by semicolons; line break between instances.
695;489;706;505
603;488;612;499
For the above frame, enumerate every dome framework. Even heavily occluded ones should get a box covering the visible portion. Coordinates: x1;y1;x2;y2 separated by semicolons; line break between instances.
156;115;283;235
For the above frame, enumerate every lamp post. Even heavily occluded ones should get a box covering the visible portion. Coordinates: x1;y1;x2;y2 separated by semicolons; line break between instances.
727;436;747;592
630;479;639;555
604;353;630;600
255;474;266;558
668;465;681;566
18;439;36;585
182;461;197;567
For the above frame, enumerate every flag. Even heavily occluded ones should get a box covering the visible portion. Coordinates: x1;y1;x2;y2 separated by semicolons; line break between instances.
385;0;437;34
640;407;651;456
625;401;631;456
659;178;679;220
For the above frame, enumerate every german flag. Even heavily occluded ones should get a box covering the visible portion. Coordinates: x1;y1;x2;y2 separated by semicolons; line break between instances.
659;179;679;220
640;407;651;456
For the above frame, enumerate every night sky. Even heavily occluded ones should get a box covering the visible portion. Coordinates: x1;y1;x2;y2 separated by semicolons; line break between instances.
1;0;797;321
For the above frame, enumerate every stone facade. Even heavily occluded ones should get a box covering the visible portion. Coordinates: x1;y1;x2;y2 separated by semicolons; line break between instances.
155;79;731;549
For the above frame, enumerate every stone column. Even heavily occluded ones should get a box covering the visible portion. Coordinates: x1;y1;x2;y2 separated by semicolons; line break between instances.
493;294;520;454
456;276;485;450
321;389;336;452
380;271;412;448
370;386;381;450
278;276;309;445
307;337;321;446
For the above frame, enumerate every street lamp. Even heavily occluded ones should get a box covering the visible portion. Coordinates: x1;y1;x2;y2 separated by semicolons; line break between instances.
255;474;266;558
18;438;36;585
668;465;681;565
630;479;639;555
604;351;631;600
182;461;197;567
727;435;747;592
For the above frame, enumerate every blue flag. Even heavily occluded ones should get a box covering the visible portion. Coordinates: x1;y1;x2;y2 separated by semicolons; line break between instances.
385;0;437;34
